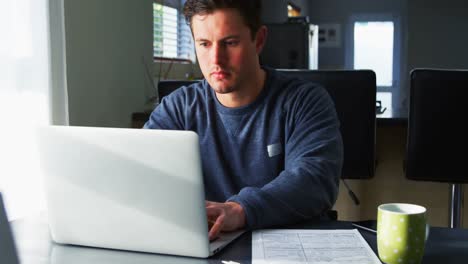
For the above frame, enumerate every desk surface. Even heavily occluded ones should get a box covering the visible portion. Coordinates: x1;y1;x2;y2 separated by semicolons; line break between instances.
12;215;468;264
376;107;408;126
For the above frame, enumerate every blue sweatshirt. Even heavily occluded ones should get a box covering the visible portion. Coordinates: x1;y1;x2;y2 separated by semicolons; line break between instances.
144;68;343;229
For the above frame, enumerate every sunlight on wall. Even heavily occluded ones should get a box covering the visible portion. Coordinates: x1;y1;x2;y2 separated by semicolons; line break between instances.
0;0;50;220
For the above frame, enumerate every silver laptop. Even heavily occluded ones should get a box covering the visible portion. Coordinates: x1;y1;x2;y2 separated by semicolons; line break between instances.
0;193;20;264
37;126;243;258
51;243;211;264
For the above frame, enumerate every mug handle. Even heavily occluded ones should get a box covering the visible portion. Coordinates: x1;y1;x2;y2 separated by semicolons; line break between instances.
425;224;430;241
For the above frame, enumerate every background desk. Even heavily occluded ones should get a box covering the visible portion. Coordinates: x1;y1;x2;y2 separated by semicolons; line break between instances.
376;107;408;126
12;215;468;264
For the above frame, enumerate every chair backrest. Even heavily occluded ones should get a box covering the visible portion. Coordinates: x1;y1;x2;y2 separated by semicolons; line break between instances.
158;80;198;102
157;69;377;179
406;69;468;183
278;70;376;179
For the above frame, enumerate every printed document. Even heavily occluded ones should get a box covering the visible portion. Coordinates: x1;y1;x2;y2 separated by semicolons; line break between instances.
252;229;381;264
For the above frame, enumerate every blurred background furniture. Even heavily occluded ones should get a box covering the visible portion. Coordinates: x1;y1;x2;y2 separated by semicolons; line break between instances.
406;68;468;228
279;70;376;181
131;80;197;128
260;22;319;69
157;80;199;101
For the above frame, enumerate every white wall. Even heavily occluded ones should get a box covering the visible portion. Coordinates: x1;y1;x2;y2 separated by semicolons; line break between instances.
407;0;468;69
404;0;468;107
64;0;153;128
261;0;287;23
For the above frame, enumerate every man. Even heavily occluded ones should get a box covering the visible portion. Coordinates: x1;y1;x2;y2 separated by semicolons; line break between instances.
144;0;343;240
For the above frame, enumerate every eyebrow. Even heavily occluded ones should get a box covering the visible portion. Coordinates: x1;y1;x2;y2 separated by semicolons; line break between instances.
195;35;241;42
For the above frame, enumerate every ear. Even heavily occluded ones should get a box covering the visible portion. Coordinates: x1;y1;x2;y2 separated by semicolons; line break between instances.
255;25;268;54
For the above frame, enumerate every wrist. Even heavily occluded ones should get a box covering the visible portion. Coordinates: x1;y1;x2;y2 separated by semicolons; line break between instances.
227;202;246;229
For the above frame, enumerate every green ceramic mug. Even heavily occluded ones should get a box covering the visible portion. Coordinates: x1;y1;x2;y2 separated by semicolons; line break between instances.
377;203;429;264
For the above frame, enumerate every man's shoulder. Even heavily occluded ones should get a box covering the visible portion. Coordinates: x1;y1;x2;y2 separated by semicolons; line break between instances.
162;79;210;102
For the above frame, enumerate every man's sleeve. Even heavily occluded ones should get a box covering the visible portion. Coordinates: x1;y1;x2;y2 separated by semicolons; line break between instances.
228;85;343;229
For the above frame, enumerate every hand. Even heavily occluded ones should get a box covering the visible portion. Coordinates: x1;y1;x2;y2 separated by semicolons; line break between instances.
206;201;246;241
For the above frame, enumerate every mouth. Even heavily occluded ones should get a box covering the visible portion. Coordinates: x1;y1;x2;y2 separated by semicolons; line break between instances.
211;71;230;80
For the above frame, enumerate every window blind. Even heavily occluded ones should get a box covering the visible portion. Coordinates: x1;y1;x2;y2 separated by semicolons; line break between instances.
153;1;194;61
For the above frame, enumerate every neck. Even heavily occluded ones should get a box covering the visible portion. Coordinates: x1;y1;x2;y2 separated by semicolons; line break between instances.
216;68;266;108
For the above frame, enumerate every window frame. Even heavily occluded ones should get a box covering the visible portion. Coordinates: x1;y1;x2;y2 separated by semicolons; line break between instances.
345;13;402;109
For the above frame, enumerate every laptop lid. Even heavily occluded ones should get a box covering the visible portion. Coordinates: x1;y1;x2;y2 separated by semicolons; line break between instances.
0;193;20;264
37;126;225;258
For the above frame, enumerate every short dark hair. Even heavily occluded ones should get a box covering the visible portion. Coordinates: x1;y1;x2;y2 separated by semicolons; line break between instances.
183;0;262;39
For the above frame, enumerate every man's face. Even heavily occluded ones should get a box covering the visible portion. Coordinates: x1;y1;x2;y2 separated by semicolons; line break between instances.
191;9;263;95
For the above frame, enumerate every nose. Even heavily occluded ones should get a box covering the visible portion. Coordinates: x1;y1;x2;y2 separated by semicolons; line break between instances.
211;43;226;66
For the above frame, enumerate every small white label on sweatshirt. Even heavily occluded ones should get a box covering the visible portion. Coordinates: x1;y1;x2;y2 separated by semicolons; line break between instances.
267;143;282;157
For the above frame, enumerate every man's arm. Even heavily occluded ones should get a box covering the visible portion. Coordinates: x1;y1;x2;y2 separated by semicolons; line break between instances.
228;85;343;229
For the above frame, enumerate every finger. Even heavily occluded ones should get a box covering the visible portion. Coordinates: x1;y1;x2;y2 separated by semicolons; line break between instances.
206;206;220;230
209;216;223;241
205;200;220;206
206;207;221;231
207;218;215;229
208;214;225;241
206;207;222;217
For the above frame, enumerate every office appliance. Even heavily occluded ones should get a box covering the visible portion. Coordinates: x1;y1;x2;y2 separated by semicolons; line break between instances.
406;69;468;228
0;193;20;264
36;126;243;258
260;22;319;69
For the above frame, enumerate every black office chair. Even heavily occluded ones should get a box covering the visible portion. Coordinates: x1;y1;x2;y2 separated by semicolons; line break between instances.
157;80;198;103
279;70;377;181
406;69;468;228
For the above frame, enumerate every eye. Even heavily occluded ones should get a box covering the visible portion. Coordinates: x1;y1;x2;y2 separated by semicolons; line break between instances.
197;39;211;48
225;40;239;46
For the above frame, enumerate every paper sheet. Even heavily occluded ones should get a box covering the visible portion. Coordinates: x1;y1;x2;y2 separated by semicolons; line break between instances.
252;229;381;264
